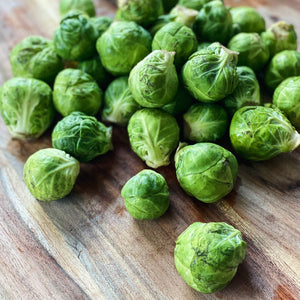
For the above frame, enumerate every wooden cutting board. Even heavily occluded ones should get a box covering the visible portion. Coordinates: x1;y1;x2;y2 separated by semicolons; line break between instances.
0;0;299;299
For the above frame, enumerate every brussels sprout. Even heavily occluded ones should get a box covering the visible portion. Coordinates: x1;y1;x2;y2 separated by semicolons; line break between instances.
182;42;239;103
10;36;64;85
230;6;265;34
116;0;164;27
230;106;300;161
90;16;113;38
228;32;270;72
178;0;222;10
264;50;300;90
23;148;80;201
53;68;102;117
53;11;97;61
59;0;96;17
174;222;247;293
223;66;261;116
129;50;178;108
175;143;238;203
101;77;140;126
121;169;170;220
96;21;152;76
0;78;54;140
162;0;178;12
193;1;233;45
128;108;180;168
52;112;112;162
197;42;210;51
261;21;298;58
183;103;228;142
273;77;300;129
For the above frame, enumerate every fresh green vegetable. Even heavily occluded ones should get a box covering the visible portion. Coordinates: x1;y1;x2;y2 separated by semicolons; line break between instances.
59;0;96;17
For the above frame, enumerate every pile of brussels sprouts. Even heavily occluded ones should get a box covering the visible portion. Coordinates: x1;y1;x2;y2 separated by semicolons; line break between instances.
1;0;300;294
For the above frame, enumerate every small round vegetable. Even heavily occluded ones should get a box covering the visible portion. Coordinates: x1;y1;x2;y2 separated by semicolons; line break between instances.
90;16;113;38
178;0;222;10
128;108;180;168
228;32;270;72
193;0;233;45
121;169;170;220
174;222;247;293
230;106;300;161
23;148;80;201
273;77;300;129
101;76;140;126
152;22;197;67
182;42;239;103
52;112;113;162
129;50;178;108
10;36;64;85
96;21;152;76
59;0;96;17
0;78;54;140
183;103;228;142
264;50;300;90
53;68;102;117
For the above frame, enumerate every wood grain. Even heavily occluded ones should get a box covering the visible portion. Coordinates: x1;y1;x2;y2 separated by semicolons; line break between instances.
0;0;300;299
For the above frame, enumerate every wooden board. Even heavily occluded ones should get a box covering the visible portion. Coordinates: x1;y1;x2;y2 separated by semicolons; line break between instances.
0;0;300;299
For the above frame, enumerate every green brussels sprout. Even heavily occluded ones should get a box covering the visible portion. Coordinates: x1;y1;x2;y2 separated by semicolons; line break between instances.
152;22;197;67
121;169;170;220
229;106;300;161
178;0;222;10
261;21;297;58
129;50;179;108
193;1;233;45
228;32;270;72
90;16;113;38
10;36;64;85
162;0;178;12
197;42;210;51
264;50;300;91
116;0;164;27
0;78;54;140
59;0;96;17
183;103;228;142
128;108;180;168
182;42;239;103
175;143;238;203
174;222;247;293
53;11;97;61
96;21;152;76
273;77;300;129
223;66;261;116
230;6;265;34
101;76;140;126
53;68;102;117
52;112;112;162
23;148;80;201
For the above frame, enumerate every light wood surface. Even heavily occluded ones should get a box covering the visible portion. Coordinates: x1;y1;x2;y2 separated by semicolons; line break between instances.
0;0;299;299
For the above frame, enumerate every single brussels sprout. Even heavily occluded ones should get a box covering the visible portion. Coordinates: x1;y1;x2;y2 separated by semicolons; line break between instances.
230;106;300;161
121;169;170;220
96;21;152;76
101;76;140;126
182;42;239;103
128;108;180;168
0;78;54;140
53;68;102;117
174;222;247;293
261;21;298;58
53;11;97;61
175;143;238;203
230;6;265;34
10;36;64;85
162;0;178;12
59;0;96;17
223;66;261;116
183;103;228;142
23;148;80;201
178;0;222;10
273;77;300;129
228;32;270;72
90;16;113;38
52;112;112;162
129;50;179;108
264;50;300;90
116;0;164;27
193;1;233;45
197;42;211;51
